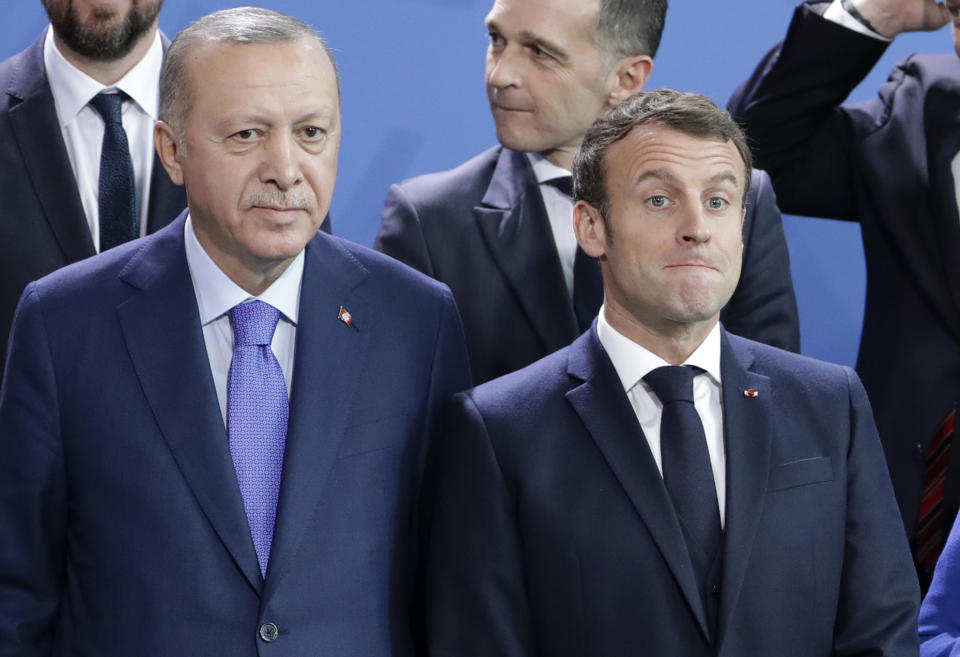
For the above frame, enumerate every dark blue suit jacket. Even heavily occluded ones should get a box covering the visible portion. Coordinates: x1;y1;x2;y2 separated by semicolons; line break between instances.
0;31;187;376
728;2;960;543
428;328;919;656
0;212;471;656
374;146;800;385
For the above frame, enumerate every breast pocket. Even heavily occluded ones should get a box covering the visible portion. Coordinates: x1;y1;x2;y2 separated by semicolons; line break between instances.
767;456;833;492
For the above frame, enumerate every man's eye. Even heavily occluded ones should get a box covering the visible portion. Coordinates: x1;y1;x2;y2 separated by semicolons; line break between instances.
647;195;669;209
488;31;503;46
232;129;258;141
706;197;728;210
301;126;325;140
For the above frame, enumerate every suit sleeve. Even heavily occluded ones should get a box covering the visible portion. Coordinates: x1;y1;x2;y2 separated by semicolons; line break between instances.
0;284;67;656
833;367;920;656
919;515;960;656
427;392;537;657
727;2;889;221
374;184;436;277
720;169;800;352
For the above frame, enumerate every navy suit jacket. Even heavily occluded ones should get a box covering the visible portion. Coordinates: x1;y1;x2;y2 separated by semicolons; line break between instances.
0;31;187;376
374;146;800;385
428;328;919;657
0;212;471;656
728;2;960;542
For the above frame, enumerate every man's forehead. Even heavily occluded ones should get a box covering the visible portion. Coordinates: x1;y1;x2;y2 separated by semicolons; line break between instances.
613;125;745;181
485;0;600;32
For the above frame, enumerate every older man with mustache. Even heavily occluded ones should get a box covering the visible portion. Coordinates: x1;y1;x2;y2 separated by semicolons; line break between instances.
0;7;470;655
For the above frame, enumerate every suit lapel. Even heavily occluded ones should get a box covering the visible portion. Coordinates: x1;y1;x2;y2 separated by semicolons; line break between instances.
262;233;373;599
474;148;580;353
564;330;712;641
116;213;262;593
6;32;95;262
714;332;774;650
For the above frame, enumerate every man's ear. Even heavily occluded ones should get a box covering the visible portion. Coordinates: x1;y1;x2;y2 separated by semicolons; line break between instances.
574;200;608;258
154;121;185;186
606;55;653;107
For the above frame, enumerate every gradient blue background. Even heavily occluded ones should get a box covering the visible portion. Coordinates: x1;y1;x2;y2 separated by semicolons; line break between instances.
4;1;952;366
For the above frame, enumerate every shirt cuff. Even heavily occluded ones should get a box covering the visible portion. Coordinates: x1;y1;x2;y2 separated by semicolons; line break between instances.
823;0;893;41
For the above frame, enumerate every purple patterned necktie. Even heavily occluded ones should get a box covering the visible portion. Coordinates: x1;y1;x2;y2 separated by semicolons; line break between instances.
227;300;288;577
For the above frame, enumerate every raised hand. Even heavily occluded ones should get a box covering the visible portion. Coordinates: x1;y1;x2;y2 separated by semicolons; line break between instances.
850;0;951;37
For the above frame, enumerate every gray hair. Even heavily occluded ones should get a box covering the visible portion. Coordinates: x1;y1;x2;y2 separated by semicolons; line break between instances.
573;89;752;222
596;0;668;65
159;6;339;135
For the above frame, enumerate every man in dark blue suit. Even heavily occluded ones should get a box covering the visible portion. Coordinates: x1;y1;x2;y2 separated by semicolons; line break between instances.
0;7;470;656
428;90;918;656
374;0;799;386
727;0;960;585
0;0;186;376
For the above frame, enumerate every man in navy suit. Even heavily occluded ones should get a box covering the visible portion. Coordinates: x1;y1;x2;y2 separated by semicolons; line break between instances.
0;7;470;656
374;0;799;386
0;0;186;376
728;0;960;585
428;90;918;656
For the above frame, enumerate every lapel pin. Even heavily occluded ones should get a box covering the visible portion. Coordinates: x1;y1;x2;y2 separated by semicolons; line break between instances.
338;306;354;328
744;388;758;398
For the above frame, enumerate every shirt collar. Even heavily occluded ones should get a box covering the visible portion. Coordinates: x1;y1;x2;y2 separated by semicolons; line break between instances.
525;151;572;185
596;305;723;392
183;214;304;327
43;26;163;127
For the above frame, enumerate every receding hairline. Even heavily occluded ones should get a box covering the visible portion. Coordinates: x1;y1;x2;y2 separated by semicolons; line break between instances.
159;8;340;132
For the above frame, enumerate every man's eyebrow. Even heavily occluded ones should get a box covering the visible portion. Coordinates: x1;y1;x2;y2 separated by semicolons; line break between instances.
485;19;570;61
705;171;740;188
635;168;680;186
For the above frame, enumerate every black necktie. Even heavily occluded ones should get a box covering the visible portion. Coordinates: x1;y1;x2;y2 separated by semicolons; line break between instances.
545;176;603;332
88;91;137;251
644;365;722;583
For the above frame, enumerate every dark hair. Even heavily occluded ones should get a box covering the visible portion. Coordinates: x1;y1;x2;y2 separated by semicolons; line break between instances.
596;0;668;63
573;89;752;220
159;6;338;136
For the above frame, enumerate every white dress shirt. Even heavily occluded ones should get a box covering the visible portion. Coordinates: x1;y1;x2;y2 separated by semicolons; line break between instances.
526;152;578;296
43;27;162;251
183;215;303;426
596;308;727;527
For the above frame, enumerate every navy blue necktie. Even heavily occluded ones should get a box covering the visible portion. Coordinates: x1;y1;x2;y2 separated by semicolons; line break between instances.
88;92;137;251
546;175;603;332
644;365;722;583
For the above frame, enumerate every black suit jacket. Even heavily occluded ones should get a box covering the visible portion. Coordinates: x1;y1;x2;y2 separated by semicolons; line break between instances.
375;145;799;385
429;327;919;657
728;2;960;541
0;31;187;375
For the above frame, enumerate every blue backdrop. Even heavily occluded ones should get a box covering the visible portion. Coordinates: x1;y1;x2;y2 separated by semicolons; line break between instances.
4;1;952;366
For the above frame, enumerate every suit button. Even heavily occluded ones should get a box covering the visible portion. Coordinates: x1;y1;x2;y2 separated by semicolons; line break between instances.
710;584;720;597
259;622;279;642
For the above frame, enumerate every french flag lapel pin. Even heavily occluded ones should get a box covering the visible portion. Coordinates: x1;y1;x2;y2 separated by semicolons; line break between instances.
338;306;354;329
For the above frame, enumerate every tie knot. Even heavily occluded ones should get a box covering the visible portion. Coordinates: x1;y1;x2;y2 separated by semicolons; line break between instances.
88;91;127;125
545;175;574;198
643;365;699;405
230;300;281;347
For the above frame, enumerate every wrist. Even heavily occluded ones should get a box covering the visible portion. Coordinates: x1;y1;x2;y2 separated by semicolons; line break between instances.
841;0;898;37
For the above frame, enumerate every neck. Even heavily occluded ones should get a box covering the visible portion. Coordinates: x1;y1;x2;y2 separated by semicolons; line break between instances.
540;144;578;172
604;303;716;365
52;22;157;86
